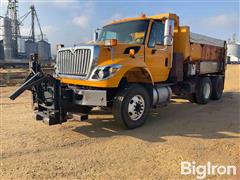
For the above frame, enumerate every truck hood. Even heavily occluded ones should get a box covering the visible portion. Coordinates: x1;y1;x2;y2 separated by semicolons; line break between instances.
58;42;144;65
89;42;145;65
56;43;145;80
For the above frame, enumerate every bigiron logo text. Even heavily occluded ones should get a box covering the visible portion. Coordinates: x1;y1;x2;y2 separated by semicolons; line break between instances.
181;161;237;179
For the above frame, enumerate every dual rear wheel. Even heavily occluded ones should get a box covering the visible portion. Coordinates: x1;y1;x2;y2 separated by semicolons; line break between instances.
190;76;224;104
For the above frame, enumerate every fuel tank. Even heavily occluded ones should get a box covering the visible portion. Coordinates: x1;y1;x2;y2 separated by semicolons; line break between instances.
152;86;172;106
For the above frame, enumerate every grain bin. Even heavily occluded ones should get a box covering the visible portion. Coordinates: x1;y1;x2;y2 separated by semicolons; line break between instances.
0;40;4;60
17;37;25;54
25;39;38;58
3;17;13;60
38;40;51;60
227;43;240;58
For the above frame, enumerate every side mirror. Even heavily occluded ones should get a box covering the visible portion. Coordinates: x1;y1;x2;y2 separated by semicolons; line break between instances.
93;28;101;42
164;19;174;46
56;44;64;51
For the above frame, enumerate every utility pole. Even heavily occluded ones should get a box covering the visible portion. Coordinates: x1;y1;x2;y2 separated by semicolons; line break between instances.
30;5;35;42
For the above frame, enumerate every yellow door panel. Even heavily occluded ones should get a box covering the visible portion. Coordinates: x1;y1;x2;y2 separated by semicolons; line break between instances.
145;20;172;83
145;46;171;82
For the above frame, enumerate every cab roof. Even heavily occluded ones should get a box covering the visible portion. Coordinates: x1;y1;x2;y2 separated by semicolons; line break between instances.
106;13;179;27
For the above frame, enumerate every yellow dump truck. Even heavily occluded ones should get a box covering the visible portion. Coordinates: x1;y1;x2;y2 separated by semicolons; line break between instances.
10;13;227;129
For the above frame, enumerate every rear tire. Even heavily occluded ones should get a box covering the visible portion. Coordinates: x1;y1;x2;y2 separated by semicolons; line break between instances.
211;76;224;100
195;77;212;104
113;84;150;129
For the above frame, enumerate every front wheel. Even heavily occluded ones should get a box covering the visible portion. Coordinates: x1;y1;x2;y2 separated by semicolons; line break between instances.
113;84;150;129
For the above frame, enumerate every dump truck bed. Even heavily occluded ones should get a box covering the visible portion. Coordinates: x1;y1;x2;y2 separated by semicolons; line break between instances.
173;26;226;75
189;32;225;62
190;32;225;47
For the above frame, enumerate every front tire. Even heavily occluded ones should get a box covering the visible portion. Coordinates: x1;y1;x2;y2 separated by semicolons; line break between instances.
195;77;212;104
113;84;150;129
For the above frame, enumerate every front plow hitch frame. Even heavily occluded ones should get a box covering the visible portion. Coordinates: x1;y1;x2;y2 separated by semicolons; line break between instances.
9;54;66;125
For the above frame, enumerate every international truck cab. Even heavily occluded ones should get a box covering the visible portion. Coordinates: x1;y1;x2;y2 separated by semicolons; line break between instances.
10;13;227;129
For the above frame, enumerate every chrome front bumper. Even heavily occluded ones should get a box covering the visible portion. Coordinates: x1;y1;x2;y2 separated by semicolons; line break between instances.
73;89;107;106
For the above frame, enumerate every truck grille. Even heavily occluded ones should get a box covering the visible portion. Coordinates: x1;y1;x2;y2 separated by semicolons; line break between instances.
57;48;92;77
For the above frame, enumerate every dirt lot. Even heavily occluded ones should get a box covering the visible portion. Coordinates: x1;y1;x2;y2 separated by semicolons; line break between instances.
1;65;240;179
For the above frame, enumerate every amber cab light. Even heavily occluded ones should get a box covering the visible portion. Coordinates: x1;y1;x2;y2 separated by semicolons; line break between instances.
129;49;135;57
104;39;118;47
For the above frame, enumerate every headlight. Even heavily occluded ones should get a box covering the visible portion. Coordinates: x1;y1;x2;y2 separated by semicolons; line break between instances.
89;64;122;80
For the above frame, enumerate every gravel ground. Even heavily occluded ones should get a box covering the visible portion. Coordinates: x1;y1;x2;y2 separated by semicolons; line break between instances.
1;65;240;179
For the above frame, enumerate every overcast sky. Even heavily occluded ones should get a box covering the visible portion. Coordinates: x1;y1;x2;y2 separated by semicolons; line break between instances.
0;0;239;54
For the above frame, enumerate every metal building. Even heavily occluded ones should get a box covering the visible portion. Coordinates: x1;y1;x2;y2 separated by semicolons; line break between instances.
38;40;51;60
25;39;38;58
1;2;52;62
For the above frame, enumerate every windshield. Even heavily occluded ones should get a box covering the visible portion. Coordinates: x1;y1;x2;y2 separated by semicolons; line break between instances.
98;20;149;44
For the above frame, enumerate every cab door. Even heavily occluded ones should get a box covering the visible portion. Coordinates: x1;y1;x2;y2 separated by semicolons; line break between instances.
145;20;172;82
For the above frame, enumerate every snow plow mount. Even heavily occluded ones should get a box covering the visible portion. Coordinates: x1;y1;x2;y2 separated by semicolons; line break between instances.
9;54;66;125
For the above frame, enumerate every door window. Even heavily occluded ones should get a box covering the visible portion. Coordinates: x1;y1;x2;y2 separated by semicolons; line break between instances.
148;21;165;48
